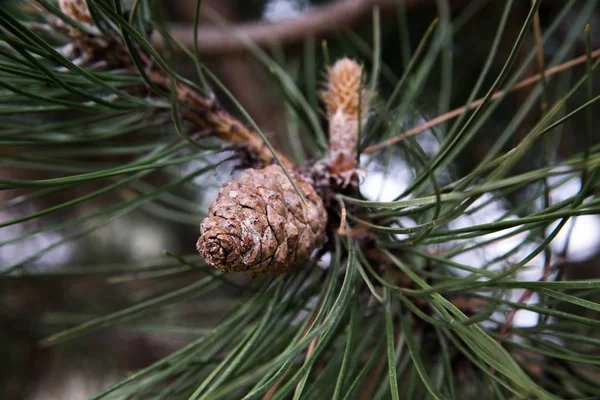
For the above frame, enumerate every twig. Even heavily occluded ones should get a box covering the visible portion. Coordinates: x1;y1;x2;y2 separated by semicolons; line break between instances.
531;0;548;111
145;68;294;169
154;0;433;55
364;48;600;154
338;204;349;235
487;268;554;379
413;295;488;311
262;294;326;400
492;266;555;375
530;2;554;281
337;204;373;239
293;336;319;397
51;0;296;170
359;353;386;400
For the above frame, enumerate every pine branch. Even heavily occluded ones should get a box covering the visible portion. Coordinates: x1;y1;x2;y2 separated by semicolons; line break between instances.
2;1;600;399
155;0;436;55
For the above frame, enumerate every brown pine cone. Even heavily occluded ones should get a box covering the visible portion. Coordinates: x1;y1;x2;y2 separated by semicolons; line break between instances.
197;165;327;275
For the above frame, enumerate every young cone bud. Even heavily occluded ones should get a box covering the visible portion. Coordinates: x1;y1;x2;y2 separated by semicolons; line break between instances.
321;58;371;183
197;165;327;275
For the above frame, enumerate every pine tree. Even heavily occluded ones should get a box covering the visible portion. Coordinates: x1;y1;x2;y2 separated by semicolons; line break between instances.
1;1;600;399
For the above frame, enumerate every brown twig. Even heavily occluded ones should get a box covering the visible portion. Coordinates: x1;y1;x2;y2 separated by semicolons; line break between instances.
530;2;555;284
489;268;553;377
154;0;432;55
359;353;386;400
262;293;326;400
413;295;488;311
490;266;555;376
338;203;349;235
531;1;548;111
293;336;319;397
54;0;296;170
145;68;295;169
363;48;600;154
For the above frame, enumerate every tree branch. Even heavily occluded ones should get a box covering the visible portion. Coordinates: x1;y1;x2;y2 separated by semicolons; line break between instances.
364;48;600;154
154;0;432;55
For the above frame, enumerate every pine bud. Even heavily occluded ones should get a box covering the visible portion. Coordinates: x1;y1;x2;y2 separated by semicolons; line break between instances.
197;165;327;275
321;58;371;183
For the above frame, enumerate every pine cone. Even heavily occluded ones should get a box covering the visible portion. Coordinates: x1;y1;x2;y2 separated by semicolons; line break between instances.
197;165;327;275
321;58;372;183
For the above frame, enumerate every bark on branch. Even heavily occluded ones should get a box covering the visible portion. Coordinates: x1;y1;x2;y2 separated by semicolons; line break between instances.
155;0;432;55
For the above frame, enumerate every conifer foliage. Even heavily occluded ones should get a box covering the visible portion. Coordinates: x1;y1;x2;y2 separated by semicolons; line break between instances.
1;1;600;399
